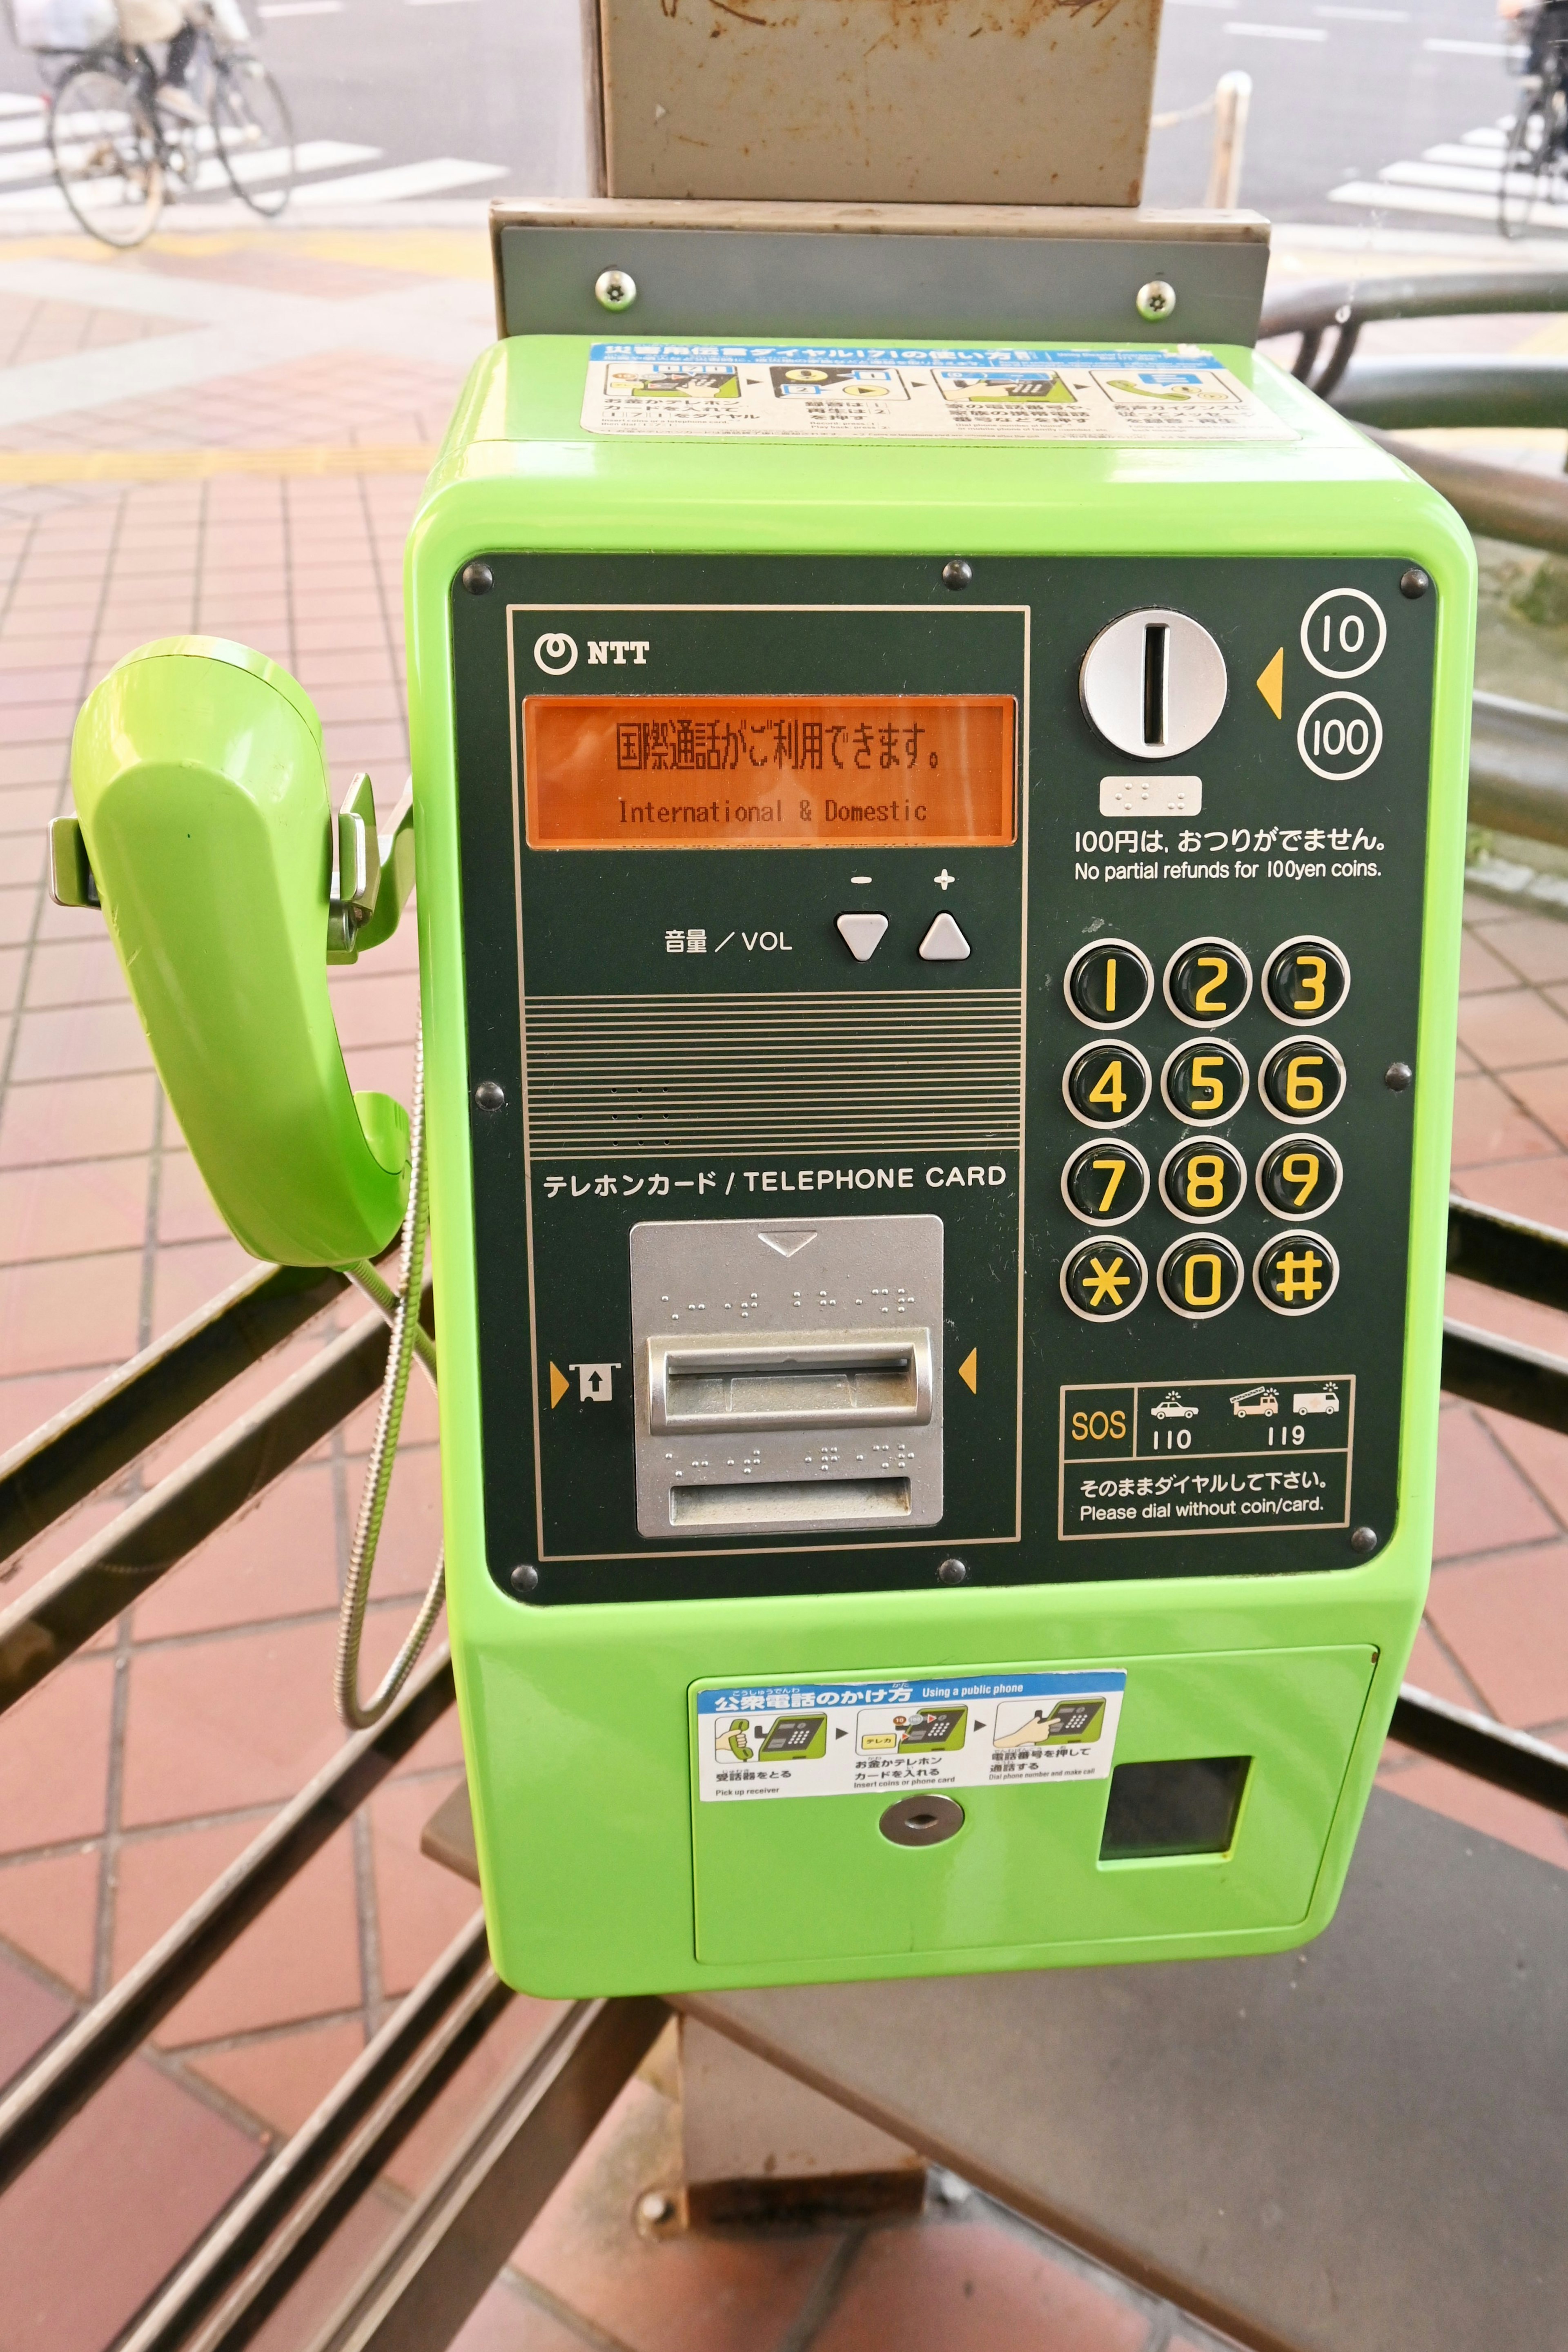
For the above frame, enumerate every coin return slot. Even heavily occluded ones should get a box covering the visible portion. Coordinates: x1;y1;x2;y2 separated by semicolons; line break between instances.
671;1477;912;1530
648;1333;934;1433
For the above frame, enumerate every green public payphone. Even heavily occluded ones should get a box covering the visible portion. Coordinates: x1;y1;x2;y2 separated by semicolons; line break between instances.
59;209;1474;1996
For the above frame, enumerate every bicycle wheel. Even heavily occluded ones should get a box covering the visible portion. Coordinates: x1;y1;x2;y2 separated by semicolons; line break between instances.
211;56;293;216
49;58;164;248
1500;93;1554;238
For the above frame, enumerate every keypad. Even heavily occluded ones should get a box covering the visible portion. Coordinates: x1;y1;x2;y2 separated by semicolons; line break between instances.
1056;932;1352;1322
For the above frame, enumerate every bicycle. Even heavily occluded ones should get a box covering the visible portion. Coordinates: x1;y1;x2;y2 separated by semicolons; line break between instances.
12;0;294;247
1499;3;1568;238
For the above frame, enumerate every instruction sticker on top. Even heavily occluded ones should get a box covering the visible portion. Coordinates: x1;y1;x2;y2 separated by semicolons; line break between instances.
582;345;1294;444
695;1670;1126;1804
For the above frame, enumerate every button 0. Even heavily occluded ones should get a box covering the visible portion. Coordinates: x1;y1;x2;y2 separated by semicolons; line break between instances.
1254;1230;1339;1316
1164;936;1252;1028
1256;1134;1343;1220
1061;1235;1147;1323
1161;1039;1248;1127
1263;936;1350;1025
1064;1040;1152;1130
1160;1137;1246;1224
836;912;889;962
1157;1233;1245;1320
1259;1036;1345;1124
1065;938;1154;1030
919;912;971;962
1062;1139;1150;1226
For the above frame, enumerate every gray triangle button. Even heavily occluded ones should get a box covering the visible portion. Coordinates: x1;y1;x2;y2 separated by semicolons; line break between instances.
835;911;889;962
918;911;971;962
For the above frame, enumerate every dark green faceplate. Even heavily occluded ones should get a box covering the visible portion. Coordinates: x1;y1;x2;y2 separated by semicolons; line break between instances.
451;554;1433;1605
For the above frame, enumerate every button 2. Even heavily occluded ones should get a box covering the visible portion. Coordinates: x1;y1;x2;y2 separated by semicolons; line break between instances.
1061;1235;1148;1323
1064;1040;1152;1130
1259;1036;1346;1124
1064;937;1154;1030
1254;1230;1339;1315
1164;936;1252;1028
1256;1134;1343;1220
1161;1039;1248;1127
1263;936;1350;1025
836;912;889;962
1159;1137;1246;1224
1157;1233;1245;1320
1062;1139;1150;1226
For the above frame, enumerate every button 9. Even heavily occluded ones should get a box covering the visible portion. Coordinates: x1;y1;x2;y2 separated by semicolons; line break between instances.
1061;1235;1148;1322
1063;1040;1152;1130
1062;1139;1150;1226
1064;937;1154;1030
1157;1234;1245;1320
1263;936;1350;1025
1164;936;1252;1028
1161;1039;1248;1127
1160;1137;1246;1223
1259;1036;1345;1124
1256;1135;1343;1219
1254;1230;1339;1316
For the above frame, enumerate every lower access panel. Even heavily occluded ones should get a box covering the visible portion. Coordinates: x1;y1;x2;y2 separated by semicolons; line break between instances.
690;1646;1376;1964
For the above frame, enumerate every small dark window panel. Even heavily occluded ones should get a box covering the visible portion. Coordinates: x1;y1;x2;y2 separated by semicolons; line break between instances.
1100;1756;1251;1861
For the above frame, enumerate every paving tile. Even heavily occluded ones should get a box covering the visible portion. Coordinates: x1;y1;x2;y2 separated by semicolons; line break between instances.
1432;1403;1558;1561
24;935;127;1009
1477;1405;1568;1527
326;968;420;1050
448;2278;595;2352
0;1844;101;1997
9;998;151;1081
1448;1153;1568;1231
133;1459;343;1641
190;2015;367;2140
0;835;43;887
370;1772;479;1999
1378;1754;1568;1872
0;882;36;946
1455;986;1568;1075
1449;1072;1558;1169
336;1441;443;1600
156;1146;231;1245
0;1367;106;1454
1445;1269;1568;1357
815;2216;1149;2352
0;1654;114;1854
1399;1620;1483;1710
0;1249;142;1376
116;1818;363;2045
150;1235;258;1340
1480;909;1568;983
0;1945;73;2087
0;1155;149;1266
1494;1059;1568;1152
1458;928;1526;996
1426;1540;1568;1728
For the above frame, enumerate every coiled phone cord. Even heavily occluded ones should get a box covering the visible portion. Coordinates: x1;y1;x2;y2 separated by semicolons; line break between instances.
335;1025;446;1729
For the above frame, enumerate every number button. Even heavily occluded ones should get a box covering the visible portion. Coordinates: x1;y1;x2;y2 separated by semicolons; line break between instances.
1254;1230;1340;1316
1063;1039;1152;1130
1157;1234;1245;1320
1164;936;1252;1028
1062;1139;1150;1226
1161;1039;1249;1127
1259;1035;1346;1124
1061;1235;1148;1323
1301;587;1386;680
1159;1137;1247;1224
1064;937;1154;1030
1256;1134;1343;1219
1263;936;1350;1026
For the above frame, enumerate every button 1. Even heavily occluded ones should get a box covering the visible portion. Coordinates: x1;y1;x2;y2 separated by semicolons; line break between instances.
919;912;970;962
1256;1134;1343;1220
836;911;889;962
1157;1233;1245;1320
1254;1229;1339;1316
1159;1137;1247;1224
1160;1039;1248;1127
1064;937;1154;1030
1063;1039;1152;1130
1061;1235;1148;1323
1164;935;1252;1028
1062;1139;1150;1226
1259;1036;1345;1124
1263;936;1350;1024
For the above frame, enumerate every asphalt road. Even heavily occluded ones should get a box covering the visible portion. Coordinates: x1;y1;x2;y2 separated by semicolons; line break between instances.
0;0;1530;223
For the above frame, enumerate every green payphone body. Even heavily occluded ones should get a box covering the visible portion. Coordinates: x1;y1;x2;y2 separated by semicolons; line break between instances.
65;213;1474;1996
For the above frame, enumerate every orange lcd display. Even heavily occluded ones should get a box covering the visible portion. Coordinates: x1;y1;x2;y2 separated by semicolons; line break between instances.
521;695;1016;850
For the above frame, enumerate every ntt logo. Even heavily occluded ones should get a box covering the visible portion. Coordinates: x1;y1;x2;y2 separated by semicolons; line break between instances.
533;632;578;675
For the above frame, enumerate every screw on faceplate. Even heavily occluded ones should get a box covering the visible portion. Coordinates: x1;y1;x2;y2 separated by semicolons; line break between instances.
942;560;973;592
510;1563;540;1596
1350;1527;1379;1557
461;561;493;596
638;2191;675;2227
1384;1062;1413;1092
474;1081;506;1110
937;1556;969;1586
1136;278;1176;323
1399;568;1430;600
595;268;637;312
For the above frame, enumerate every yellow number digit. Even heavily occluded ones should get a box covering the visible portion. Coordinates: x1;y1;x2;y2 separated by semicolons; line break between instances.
1285;1054;1324;1113
1191;1053;1226;1113
1183;1253;1223;1309
1087;1060;1127;1115
1282;1149;1320;1207
1185;1153;1225;1210
1092;1156;1125;1212
1104;956;1116;1014
1291;954;1326;1015
1192;956;1229;1015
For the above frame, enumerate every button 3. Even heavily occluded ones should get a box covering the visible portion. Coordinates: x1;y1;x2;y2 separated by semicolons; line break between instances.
1064;937;1154;1030
1263;936;1350;1025
919;912;970;961
836;912;889;962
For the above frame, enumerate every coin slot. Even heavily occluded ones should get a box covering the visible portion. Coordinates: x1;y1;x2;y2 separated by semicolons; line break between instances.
1143;622;1169;749
671;1477;911;1529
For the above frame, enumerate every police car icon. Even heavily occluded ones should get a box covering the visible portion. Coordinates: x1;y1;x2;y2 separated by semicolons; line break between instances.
1150;1391;1199;1420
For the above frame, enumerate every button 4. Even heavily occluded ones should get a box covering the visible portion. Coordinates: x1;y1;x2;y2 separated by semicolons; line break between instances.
1064;1039;1153;1130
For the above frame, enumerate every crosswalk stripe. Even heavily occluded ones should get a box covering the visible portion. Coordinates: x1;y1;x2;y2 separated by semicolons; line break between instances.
0;93;44;116
288;156;505;203
1328;178;1568;229
1328;115;1568;235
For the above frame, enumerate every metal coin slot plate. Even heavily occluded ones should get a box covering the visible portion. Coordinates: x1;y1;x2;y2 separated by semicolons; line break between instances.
630;1215;944;1539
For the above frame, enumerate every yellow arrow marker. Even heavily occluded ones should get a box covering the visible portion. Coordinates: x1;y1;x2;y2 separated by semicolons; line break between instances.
549;1362;570;1409
958;1348;978;1394
1256;647;1284;720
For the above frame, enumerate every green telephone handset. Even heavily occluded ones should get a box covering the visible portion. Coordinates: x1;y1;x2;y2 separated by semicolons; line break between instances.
62;636;414;1269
